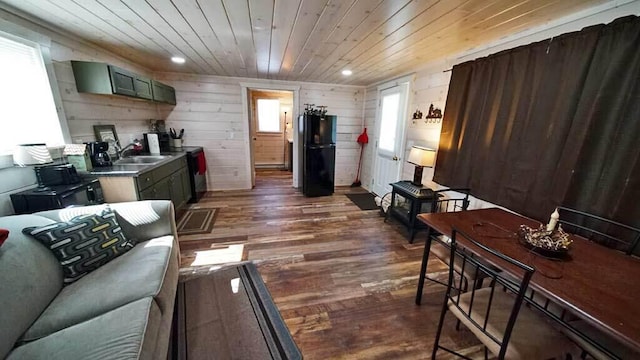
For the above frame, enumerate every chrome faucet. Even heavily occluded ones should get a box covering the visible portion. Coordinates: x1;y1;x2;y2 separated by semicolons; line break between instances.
117;139;142;159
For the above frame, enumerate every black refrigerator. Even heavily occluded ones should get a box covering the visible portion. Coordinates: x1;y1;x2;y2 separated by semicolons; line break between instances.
301;114;336;197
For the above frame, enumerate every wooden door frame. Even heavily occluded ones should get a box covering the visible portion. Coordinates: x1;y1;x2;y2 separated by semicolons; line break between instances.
240;83;300;189
371;74;414;194
249;90;291;169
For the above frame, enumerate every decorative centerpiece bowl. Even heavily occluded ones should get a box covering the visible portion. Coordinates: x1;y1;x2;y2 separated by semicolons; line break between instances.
518;224;572;258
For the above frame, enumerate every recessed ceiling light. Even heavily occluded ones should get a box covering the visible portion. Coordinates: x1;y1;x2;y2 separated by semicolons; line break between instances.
342;69;352;76
171;56;185;64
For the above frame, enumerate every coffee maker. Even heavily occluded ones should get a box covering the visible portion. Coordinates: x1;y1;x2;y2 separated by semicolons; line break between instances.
86;141;112;167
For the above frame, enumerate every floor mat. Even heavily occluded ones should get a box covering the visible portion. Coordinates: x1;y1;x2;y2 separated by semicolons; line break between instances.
177;208;218;235
346;192;379;211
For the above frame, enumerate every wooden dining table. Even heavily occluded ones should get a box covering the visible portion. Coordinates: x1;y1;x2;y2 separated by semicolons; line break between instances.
415;208;640;354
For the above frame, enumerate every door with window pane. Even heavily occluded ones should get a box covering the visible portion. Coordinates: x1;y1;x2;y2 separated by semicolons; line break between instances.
250;90;293;168
372;84;409;196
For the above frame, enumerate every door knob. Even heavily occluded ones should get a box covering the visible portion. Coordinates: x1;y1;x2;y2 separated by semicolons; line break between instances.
392;156;399;161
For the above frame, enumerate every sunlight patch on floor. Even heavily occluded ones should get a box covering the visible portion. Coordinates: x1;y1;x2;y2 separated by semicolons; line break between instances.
190;244;244;266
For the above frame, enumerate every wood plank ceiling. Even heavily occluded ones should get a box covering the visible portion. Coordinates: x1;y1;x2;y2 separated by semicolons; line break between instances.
0;0;612;85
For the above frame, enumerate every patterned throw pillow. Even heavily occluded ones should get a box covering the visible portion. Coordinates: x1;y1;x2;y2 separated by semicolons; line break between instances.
23;208;135;284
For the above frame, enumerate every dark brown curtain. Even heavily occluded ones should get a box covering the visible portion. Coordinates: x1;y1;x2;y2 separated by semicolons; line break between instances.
435;16;640;226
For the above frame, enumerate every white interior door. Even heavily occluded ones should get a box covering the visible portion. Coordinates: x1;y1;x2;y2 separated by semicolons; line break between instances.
372;84;409;196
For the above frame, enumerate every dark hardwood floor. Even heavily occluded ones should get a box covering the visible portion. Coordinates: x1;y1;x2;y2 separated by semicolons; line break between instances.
177;169;482;359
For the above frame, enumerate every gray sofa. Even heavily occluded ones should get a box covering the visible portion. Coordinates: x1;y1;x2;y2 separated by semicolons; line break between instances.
0;200;180;360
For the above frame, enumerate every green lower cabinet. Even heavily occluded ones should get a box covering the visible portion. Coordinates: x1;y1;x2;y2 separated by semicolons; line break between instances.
139;186;155;201
155;177;173;200
180;167;191;205
168;168;189;209
139;177;171;201
136;156;189;209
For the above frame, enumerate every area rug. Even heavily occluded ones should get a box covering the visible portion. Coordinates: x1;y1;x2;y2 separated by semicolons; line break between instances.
346;193;379;211
177;208;218;235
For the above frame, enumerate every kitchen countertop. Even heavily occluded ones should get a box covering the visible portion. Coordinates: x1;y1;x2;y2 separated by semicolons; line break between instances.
90;146;203;177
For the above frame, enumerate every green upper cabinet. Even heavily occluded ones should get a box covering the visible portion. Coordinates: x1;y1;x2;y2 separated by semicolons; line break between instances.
70;61;112;94
151;80;177;105
108;65;136;97
134;76;153;100
71;61;173;104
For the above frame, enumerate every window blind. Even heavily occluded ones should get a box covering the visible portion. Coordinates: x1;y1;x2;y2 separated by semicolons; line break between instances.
0;33;63;153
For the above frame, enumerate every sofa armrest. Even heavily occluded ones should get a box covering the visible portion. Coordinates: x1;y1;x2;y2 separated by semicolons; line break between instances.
34;200;177;244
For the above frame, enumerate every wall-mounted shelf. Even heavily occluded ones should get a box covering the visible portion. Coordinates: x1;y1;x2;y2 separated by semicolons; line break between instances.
424;104;443;124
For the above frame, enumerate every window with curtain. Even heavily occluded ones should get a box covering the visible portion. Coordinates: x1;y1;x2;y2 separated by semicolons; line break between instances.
0;31;63;153
434;15;640;227
256;99;281;133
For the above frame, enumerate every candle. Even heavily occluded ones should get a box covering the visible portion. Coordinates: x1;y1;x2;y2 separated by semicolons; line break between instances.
546;208;559;232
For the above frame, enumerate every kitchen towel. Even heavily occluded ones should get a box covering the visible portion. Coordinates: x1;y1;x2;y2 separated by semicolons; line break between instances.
197;151;207;175
147;133;160;155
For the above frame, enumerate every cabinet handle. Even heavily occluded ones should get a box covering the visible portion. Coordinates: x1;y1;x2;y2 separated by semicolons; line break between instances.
86;186;95;202
146;177;151;182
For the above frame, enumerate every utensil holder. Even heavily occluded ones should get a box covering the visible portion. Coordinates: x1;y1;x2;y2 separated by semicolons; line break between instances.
170;138;182;149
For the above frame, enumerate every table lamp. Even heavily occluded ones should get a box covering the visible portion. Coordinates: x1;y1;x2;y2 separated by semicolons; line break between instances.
407;146;436;186
13;144;54;191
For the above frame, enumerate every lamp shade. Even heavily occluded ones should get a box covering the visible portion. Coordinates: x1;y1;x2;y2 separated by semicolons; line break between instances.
13;144;53;166
407;146;436;167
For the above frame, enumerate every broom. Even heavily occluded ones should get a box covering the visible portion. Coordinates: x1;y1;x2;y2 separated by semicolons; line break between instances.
351;128;369;187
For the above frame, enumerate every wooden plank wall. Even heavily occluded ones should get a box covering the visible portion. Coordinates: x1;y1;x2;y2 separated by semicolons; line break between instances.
154;73;245;191
249;90;293;167
155;72;365;190
402;65;450;185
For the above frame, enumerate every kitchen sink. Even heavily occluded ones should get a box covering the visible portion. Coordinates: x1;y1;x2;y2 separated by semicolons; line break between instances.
113;155;172;165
